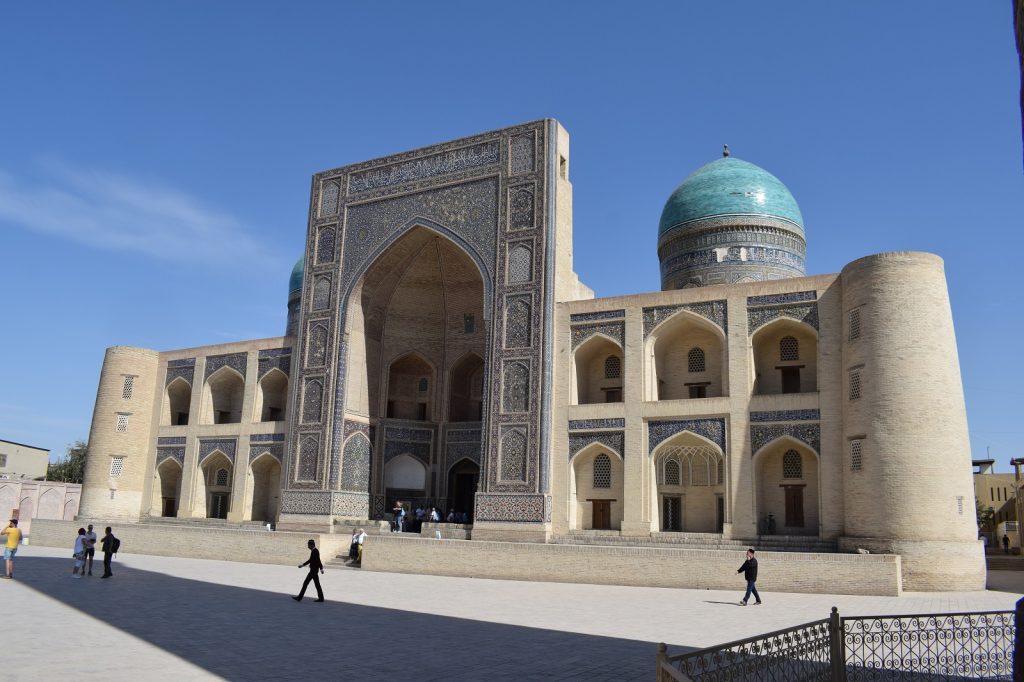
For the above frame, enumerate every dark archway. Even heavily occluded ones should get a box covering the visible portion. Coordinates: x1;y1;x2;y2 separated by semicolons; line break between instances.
447;459;479;522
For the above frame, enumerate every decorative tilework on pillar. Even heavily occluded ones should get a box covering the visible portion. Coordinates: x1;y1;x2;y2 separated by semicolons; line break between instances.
749;410;820;423
648;418;727;454
746;291;816;307
474;493;545;522
340;434;371;492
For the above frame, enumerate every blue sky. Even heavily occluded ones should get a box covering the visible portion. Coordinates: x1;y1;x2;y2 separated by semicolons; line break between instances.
1;2;1021;467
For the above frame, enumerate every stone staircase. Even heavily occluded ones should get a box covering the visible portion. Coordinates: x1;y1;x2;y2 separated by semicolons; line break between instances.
133;516;272;531
550;530;838;554
986;555;1024;571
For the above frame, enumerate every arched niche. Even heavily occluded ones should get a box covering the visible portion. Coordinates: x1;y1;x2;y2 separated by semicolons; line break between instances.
751;318;818;395
386;353;434;421
201;367;245;425
152;458;182;517
569;444;624;531
384;454;427;492
446;458;479;521
648;311;726;401
246;453;282;523
651;431;725;533
254;368;288;422
753;438;820;536
448;353;485;422
196;451;233;519
572;334;624;405
162;377;192;426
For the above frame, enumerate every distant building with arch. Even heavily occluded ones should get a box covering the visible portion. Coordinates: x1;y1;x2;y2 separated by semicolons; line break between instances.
78;120;983;591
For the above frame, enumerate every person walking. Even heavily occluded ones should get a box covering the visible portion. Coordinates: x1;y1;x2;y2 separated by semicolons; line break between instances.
100;526;118;578
1;519;21;579
392;500;405;533
83;524;97;576
1003;534;1011;555
72;528;87;578
738;548;762;606
292;539;325;602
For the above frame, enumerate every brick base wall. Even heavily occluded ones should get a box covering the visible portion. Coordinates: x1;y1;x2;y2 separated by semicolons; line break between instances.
361;535;903;596
28;519;350;567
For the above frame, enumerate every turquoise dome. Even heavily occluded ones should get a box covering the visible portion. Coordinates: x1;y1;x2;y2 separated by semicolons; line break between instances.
658;157;803;237
288;255;304;293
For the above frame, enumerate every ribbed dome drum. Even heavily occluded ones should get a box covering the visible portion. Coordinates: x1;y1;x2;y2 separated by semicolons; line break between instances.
658;153;807;290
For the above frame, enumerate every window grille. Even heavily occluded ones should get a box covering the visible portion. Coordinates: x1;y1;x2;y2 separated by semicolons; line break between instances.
849;308;861;341
664;459;680;486
0;455;6;468
593;454;611;488
604;355;621;379
418;378;429;393
109;457;125;478
687;347;706;373
115;414;129;433
215;468;229;486
780;336;799;361
122;375;135;400
850;440;863;471
849;371;862;400
782;450;802;478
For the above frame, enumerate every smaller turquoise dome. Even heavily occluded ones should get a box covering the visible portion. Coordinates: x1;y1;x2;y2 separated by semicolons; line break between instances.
289;255;304;293
659;157;803;236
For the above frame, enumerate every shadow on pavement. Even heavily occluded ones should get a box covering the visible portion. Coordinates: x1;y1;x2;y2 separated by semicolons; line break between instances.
15;557;682;681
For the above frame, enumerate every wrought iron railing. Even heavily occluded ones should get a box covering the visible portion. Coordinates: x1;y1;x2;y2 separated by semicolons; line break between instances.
657;600;1022;681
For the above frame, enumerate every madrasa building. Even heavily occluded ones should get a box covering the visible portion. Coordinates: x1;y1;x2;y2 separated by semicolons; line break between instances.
76;119;983;591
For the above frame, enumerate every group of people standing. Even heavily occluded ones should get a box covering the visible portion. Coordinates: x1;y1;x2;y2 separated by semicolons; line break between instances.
390;501;469;533
72;524;119;578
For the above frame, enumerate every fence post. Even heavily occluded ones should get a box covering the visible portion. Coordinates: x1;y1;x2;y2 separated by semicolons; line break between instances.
828;606;845;682
1014;597;1023;682
656;642;668;682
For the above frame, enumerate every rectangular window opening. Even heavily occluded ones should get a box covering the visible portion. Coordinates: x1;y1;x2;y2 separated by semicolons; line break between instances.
122;375;135;400
850;440;863;471
115;414;129;433
109;456;126;478
781;367;801;394
849;371;862;401
463;314;475;334
849;308;861;341
688;385;707;399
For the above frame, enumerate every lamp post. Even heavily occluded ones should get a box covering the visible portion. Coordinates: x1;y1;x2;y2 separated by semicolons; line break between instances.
1011;458;1024;552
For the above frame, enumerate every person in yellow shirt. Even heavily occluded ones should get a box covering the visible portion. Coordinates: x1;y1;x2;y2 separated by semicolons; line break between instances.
2;519;22;579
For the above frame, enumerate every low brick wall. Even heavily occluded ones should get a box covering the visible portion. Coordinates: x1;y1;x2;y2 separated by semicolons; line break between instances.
28;519;350;567
362;535;903;596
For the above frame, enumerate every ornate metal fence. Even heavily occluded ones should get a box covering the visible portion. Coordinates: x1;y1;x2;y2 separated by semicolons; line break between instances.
657;602;1021;681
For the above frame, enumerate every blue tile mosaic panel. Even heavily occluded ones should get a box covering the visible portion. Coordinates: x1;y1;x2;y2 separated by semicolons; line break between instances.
348;141;500;193
750;423;821;455
157;436;186;445
746;291;816;307
569;431;624;459
204;353;247;381
250;433;286;443
648;418;727;453
248;444;283;464
749;410;820;423
568;418;626;431
199;438;237;465
341;434;371;492
156;447;185;466
747;302;819;334
570;322;625;350
643;301;728;339
569;310;625;323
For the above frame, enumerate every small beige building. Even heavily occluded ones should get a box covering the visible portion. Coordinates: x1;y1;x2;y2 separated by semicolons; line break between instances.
973;459;1018;547
77;120;984;591
0;438;49;480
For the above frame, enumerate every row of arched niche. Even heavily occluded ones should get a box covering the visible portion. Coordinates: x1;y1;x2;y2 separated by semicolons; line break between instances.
572;313;818;404
568;431;820;536
162;366;290;427
153;449;282;524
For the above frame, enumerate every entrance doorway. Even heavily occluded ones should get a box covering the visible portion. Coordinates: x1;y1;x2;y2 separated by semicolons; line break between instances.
210;494;229;520
784;486;804;528
162;497;176;517
716;495;725;532
447;459;479;521
590;500;612;530
662;495;683;531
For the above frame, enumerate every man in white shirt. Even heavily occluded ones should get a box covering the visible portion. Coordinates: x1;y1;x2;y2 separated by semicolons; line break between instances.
347;528;367;565
82;524;97;576
72;528;87;578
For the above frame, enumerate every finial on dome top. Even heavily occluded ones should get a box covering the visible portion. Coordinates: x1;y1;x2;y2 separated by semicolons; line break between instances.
723;144;730;158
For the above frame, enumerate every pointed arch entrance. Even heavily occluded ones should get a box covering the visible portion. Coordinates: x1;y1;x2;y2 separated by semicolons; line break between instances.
652;432;725;533
446;458;479;521
343;226;488;511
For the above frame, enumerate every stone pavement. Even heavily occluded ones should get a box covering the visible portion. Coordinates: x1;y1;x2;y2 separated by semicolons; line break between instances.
4;546;1022;681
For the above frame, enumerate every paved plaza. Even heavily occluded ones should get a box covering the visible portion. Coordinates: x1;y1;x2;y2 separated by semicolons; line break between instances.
3;545;1022;681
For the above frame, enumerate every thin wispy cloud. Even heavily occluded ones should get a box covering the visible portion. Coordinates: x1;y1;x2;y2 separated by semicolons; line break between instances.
0;161;276;267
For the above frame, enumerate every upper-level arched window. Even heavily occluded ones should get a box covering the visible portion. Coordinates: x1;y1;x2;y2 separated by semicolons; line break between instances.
604;355;621;379
664;459;680;486
215;468;229;486
780;336;799;362
687;347;706;373
782;450;802;479
593;454;611;488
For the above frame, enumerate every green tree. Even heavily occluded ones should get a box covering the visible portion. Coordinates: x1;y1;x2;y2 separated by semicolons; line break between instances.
976;497;995;533
47;440;88;484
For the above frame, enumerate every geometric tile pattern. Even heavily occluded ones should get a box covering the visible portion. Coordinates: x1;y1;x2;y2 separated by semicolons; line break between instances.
165;358;195;386
568;418;626;431
747;302;819;334
248;444;284;464
750;423;821;456
648;418;727;454
746;291;816;307
340;434;371;492
198;438;237;466
749;410;820;423
643;300;728;339
156;447;185;467
204;353;247;381
571;322;624;350
474;493;546;522
569;310;625;323
568;431;624;459
157;437;186;445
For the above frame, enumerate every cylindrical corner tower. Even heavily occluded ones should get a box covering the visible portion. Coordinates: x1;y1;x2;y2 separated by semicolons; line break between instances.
839;252;984;590
79;346;160;520
286;255;304;337
658;150;806;289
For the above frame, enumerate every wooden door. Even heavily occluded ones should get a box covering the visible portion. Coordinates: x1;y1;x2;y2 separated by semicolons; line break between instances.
784;486;804;528
591;500;611;530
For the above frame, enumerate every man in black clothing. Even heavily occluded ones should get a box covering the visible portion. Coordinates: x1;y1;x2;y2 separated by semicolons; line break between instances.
293;539;325;602
100;526;117;578
737;548;762;606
